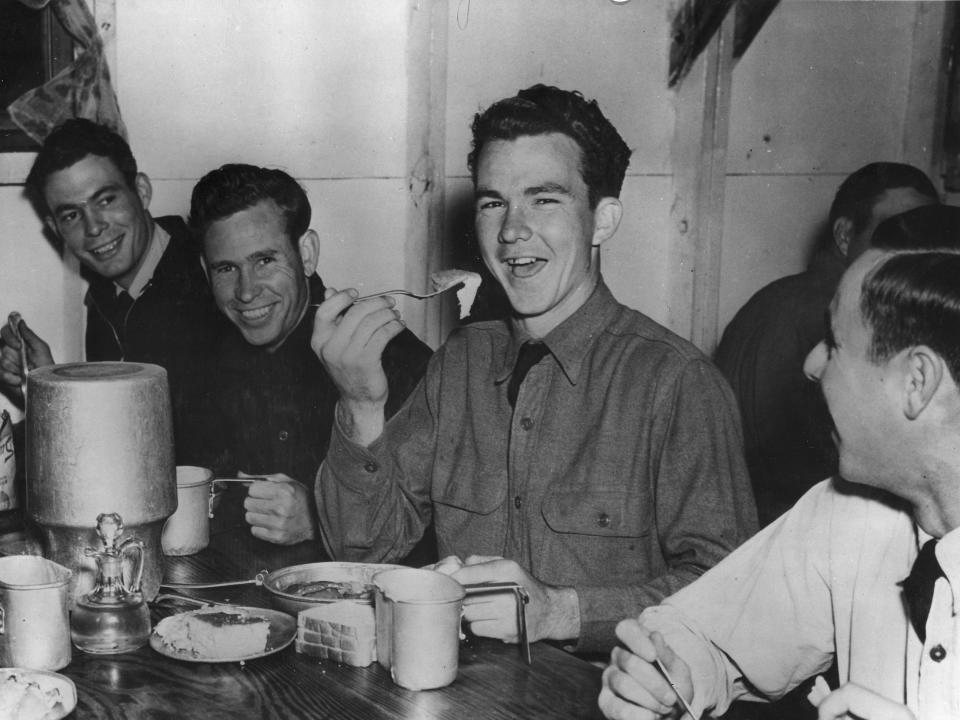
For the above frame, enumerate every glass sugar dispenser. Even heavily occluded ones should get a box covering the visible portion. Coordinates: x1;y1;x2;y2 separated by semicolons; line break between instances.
70;512;152;653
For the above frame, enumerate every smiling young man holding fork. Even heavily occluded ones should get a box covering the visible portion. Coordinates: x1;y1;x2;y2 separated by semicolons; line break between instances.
189;164;431;549
310;85;757;656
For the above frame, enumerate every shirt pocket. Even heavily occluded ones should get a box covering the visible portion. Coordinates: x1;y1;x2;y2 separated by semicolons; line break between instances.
541;489;650;538
432;471;507;555
539;489;654;585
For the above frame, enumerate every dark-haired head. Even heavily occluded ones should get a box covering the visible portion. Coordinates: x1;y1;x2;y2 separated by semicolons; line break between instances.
189;164;311;249
467;84;631;209
26;119;138;213
870;203;960;253
861;250;960;383
828;162;939;261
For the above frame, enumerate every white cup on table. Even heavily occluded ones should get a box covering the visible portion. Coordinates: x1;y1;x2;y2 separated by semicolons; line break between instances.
161;466;212;556
373;567;466;690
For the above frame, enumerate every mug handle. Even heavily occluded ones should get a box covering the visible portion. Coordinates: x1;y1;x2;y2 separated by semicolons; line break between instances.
0;602;5;634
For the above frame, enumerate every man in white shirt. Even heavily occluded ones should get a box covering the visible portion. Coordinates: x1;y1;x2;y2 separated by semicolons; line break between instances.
600;206;960;720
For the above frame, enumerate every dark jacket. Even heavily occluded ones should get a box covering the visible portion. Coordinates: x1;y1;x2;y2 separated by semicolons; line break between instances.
84;215;229;464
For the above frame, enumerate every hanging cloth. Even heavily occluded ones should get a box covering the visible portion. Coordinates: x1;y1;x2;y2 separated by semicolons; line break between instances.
7;0;126;144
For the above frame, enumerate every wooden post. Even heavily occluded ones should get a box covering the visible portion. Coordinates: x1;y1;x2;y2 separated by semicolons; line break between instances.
405;0;449;349
669;9;734;352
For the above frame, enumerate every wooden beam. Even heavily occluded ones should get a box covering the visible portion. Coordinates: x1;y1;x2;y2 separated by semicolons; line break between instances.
669;9;734;352
405;0;449;348
733;0;779;60
669;0;735;88
902;1;952;189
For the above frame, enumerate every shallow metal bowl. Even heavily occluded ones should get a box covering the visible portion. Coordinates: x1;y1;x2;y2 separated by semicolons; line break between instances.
260;561;405;616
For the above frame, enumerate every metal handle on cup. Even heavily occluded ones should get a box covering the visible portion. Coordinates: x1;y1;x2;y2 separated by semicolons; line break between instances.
0;603;5;634
462;581;531;665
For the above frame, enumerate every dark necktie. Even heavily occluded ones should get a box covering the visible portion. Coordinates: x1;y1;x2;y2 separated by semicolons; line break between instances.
901;539;944;643
507;341;549;408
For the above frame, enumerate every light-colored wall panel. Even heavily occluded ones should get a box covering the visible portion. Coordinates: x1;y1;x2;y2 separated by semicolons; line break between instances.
116;0;410;180
443;0;673;178
718;174;840;334
728;1;917;175
0;187;82;422
601;176;675;329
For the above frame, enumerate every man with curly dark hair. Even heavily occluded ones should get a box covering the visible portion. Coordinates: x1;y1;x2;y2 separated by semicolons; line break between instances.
312;85;757;656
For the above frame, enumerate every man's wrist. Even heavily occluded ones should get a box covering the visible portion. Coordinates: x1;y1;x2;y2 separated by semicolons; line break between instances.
336;398;386;447
544;585;581;642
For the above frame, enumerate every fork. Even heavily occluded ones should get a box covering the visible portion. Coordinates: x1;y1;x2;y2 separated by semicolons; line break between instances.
8;312;27;402
311;281;464;306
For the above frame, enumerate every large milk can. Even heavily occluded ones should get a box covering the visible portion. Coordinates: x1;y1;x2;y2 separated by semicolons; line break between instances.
26;362;177;603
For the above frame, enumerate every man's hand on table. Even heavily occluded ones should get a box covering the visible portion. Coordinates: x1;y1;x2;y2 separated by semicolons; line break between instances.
599;618;694;720
0;315;54;402
435;554;580;645
240;471;316;544
310;287;404;447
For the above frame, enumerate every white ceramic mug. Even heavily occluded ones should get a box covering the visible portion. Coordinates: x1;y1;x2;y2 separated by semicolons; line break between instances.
0;556;72;670
161;466;212;556
373;568;465;690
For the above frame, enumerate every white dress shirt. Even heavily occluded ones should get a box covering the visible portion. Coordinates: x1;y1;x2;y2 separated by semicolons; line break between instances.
641;479;960;720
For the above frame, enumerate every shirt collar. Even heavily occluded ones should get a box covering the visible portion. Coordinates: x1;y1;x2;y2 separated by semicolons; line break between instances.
495;280;620;386
121;219;168;299
932;525;960;613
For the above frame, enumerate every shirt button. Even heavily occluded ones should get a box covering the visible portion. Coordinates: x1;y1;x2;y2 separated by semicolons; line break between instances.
930;644;947;662
514;496;522;509
520;417;534;431
278;430;289;441
363;461;379;473
597;513;611;528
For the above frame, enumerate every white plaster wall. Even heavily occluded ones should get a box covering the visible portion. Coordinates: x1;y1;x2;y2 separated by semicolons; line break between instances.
720;0;933;334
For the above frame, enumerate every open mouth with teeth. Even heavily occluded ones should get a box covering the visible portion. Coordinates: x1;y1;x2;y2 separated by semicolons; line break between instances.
505;257;545;278
90;236;123;259
238;305;273;323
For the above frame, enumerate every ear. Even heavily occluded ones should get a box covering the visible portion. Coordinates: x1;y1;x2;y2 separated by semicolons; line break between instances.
298;229;320;276
591;197;623;247
134;173;152;211
42;215;58;236
833;217;853;257
199;252;210;283
901;345;944;420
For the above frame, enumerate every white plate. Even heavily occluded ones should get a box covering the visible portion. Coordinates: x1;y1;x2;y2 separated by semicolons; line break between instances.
150;606;296;663
0;667;77;720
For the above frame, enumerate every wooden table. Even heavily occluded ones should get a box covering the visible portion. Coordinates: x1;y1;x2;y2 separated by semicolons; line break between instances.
57;519;606;719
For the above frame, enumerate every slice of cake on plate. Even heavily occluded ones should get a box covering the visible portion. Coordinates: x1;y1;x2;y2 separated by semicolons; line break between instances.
155;607;271;658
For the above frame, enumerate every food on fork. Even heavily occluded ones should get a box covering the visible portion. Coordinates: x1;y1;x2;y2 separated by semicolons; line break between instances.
430;269;482;320
154;607;271;658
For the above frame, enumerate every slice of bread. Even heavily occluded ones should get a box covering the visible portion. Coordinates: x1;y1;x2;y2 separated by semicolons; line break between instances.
296;602;376;667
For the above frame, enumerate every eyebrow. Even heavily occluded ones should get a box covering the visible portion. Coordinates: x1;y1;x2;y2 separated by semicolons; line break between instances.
474;183;572;199
52;183;123;215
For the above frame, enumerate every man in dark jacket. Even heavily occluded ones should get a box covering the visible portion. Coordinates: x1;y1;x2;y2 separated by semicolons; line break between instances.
0;119;227;465
189;164;433;551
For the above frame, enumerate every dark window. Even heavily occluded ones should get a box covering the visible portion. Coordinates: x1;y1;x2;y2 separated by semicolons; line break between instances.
0;0;74;152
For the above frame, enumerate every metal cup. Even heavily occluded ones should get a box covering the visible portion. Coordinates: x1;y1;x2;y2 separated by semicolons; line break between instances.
0;556;72;670
373;568;465;690
161;466;212;556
